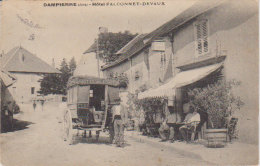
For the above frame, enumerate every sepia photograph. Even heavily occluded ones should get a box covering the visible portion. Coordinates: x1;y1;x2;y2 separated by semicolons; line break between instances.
0;0;259;165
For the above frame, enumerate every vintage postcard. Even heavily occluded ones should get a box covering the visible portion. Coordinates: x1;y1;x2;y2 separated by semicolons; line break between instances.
0;0;258;165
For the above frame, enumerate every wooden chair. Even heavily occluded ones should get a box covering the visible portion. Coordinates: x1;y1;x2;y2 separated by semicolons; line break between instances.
186;121;200;142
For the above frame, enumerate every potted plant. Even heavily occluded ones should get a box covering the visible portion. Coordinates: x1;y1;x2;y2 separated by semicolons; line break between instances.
188;79;244;147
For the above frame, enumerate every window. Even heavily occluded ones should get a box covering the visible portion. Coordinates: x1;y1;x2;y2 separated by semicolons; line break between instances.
31;87;35;95
194;19;209;57
89;89;93;97
159;52;167;81
19;53;25;62
160;53;166;67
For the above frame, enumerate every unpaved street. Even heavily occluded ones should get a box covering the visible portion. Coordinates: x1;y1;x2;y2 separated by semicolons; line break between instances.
0;103;210;166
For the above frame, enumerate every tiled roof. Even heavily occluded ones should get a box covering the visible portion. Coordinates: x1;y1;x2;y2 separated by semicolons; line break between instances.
1;46;61;74
115;34;147;55
102;0;222;70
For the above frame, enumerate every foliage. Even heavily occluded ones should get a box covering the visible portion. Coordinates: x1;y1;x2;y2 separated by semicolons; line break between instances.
126;89;166;125
39;57;77;95
108;72;129;88
69;57;77;74
126;93;139;119
97;31;138;63
188;79;244;129
38;74;63;95
59;58;71;95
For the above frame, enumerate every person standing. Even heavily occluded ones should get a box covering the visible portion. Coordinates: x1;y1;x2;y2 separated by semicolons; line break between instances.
40;99;45;111
33;100;36;111
112;99;128;147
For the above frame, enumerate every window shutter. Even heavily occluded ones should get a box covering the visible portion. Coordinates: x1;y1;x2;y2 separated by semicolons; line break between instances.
194;19;209;57
202;21;208;53
195;24;203;55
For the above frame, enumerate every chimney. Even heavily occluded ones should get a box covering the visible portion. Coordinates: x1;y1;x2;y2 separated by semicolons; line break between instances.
52;58;55;68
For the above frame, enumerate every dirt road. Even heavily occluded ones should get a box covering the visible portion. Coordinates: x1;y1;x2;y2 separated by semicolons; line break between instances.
0;102;211;166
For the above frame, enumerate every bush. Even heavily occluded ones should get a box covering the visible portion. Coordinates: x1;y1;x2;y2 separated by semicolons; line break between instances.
188;79;244;129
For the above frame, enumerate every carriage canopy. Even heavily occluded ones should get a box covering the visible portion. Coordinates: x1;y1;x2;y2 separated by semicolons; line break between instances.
67;76;119;88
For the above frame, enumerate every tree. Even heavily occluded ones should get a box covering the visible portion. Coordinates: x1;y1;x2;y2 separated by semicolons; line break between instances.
69;57;77;75
39;58;72;95
97;31;138;63
38;74;62;95
59;58;71;95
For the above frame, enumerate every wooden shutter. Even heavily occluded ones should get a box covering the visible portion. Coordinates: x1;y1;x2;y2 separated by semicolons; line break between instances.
194;19;209;57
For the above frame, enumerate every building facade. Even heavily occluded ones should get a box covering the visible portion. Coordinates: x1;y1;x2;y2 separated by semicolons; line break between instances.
102;0;258;144
1;46;61;103
74;41;104;78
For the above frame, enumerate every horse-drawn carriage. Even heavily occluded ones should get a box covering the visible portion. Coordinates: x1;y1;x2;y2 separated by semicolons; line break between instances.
63;76;120;144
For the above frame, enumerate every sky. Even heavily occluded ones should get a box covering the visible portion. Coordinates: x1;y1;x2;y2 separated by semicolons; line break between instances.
1;0;197;67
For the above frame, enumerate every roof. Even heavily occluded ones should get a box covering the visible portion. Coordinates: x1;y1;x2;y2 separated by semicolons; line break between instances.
115;34;147;55
102;0;222;70
1;46;61;74
0;70;17;87
101;34;147;70
142;1;222;44
83;41;97;54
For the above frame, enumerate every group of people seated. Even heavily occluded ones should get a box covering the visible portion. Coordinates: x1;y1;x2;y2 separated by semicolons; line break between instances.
159;103;201;143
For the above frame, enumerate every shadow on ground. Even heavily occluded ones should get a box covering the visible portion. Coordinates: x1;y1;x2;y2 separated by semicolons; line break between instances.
71;135;131;147
13;119;34;131
2;119;34;133
73;135;111;145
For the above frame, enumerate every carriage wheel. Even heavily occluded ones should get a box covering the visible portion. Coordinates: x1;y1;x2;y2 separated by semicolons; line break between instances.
63;109;74;145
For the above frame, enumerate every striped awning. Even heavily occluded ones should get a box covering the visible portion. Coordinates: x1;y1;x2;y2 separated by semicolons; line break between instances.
138;63;223;99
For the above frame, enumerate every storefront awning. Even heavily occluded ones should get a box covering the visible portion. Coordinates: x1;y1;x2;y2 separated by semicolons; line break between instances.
138;63;223;99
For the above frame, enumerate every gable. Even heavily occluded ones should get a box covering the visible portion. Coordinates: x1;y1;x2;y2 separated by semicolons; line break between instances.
2;46;61;74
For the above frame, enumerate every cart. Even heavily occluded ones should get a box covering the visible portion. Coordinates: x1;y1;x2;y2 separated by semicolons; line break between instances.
63;76;120;144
